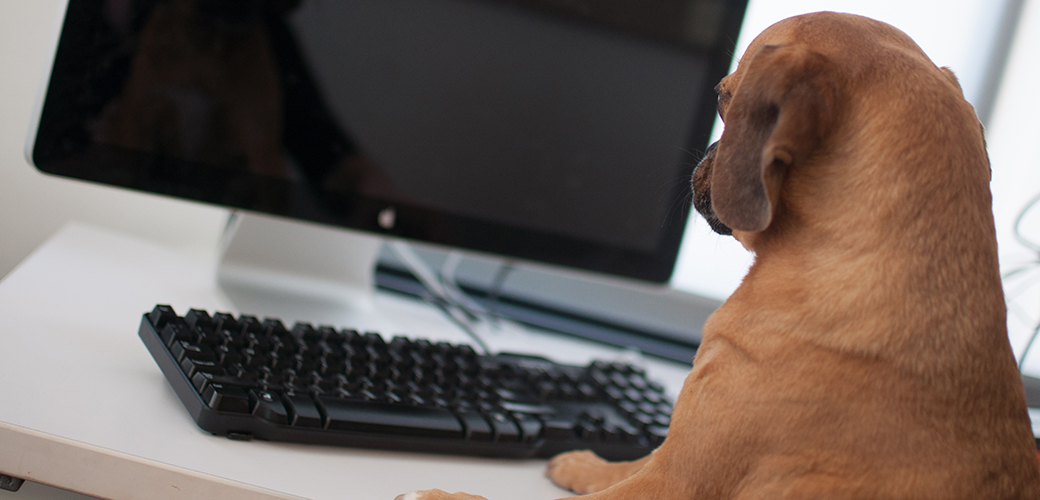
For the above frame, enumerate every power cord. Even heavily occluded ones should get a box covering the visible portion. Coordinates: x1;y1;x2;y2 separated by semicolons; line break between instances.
387;241;515;355
438;251;492;320
1014;192;1040;253
1003;192;1040;369
485;259;516;324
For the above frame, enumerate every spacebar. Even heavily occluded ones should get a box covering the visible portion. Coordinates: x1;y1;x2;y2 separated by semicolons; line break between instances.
319;398;464;438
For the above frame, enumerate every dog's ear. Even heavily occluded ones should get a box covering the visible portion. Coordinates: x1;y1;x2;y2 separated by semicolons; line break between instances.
712;44;839;232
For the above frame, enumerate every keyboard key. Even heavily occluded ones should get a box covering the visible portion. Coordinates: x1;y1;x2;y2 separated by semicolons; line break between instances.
457;409;493;441
148;305;178;329
576;420;600;440
601;423;624;442
647;425;668;445
610;372;631;389
632;412;655;428
161;324;192;347
613;422;642;443
202;383;250;413
238;315;261;335
251;390;291;425
285;394;323;428
171;341;214;363
212;312;238;333
643;391;663;404
618;400;638;417
180;358;222;378
184;309;213;332
498;401;555;415
485;411;520;442
192;371;252;393
319;398;463;438
628;373;649;390
513;413;543;443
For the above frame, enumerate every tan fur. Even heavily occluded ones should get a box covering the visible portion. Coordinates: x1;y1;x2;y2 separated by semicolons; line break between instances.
403;12;1040;500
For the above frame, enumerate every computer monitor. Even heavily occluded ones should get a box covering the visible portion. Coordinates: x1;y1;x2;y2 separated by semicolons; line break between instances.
26;0;746;358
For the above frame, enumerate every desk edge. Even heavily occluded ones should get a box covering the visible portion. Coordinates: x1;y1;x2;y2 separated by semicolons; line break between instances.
0;421;305;500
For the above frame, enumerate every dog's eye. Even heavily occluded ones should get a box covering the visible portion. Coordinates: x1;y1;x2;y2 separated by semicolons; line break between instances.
715;85;731;118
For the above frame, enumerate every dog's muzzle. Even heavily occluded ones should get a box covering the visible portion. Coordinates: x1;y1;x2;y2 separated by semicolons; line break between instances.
692;141;733;236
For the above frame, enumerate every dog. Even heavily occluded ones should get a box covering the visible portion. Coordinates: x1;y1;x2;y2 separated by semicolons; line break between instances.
399;12;1040;500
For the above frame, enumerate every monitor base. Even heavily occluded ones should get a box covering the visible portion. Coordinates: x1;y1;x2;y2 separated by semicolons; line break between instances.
216;211;383;326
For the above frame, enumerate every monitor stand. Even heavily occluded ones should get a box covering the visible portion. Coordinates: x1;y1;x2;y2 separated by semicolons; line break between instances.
215;212;383;326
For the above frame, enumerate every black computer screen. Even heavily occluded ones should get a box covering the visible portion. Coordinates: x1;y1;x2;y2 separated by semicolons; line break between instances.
30;0;746;282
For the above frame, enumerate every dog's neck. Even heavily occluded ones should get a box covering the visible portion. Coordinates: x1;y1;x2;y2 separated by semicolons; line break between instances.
712;118;1009;376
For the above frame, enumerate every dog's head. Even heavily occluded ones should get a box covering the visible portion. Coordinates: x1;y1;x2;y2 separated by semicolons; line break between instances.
692;13;849;240
691;12;958;244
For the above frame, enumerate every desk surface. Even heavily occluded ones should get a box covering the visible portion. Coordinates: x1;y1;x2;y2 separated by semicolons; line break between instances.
0;224;692;500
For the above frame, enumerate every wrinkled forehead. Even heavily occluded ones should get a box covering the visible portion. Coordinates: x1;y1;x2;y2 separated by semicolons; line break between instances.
739;18;800;65
721;17;801;87
726;12;925;82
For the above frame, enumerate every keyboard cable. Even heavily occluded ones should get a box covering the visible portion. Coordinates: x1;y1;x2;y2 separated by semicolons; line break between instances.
387;241;495;355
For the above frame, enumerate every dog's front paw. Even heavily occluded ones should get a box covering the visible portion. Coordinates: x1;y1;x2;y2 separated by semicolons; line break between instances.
395;489;488;500
546;450;645;495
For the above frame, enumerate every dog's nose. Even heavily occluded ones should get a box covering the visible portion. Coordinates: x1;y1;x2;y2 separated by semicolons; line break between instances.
691;140;733;236
704;141;719;158
694;141;718;173
694;141;717;173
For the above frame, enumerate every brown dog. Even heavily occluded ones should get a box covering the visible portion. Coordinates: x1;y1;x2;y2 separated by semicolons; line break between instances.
400;12;1040;500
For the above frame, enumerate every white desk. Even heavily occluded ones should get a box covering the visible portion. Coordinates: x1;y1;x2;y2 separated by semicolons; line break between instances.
0;224;692;499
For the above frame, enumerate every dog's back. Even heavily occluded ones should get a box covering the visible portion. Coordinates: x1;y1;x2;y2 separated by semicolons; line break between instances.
685;12;1040;499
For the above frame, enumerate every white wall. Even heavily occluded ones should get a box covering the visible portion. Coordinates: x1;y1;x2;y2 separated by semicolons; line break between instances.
0;1;229;280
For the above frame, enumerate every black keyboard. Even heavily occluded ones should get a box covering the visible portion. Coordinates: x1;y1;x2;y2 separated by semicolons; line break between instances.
139;305;673;459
